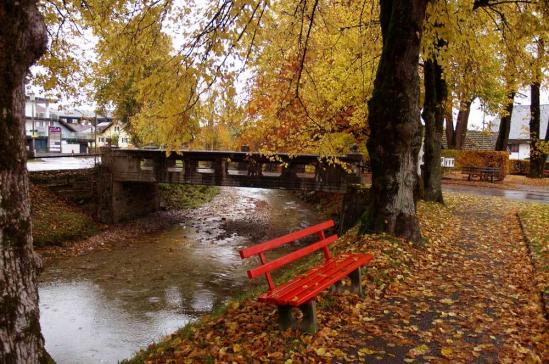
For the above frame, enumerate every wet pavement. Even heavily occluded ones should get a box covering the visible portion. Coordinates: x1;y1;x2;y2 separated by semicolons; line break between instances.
27;156;100;171
443;184;549;203
39;188;325;364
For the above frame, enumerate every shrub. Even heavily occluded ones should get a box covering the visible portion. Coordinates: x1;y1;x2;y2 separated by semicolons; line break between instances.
441;149;509;179
509;160;530;175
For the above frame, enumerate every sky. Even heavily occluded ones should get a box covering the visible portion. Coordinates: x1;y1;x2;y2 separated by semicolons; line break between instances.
468;86;549;130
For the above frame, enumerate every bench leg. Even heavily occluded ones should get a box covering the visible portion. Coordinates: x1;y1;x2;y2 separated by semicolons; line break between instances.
298;301;318;334
330;280;343;293
348;268;364;298
277;305;293;331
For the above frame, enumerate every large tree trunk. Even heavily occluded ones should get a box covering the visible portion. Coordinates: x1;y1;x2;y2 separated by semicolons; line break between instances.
421;56;446;203
361;0;429;242
529;81;544;178
454;97;473;149
0;1;49;362
444;98;455;149
495;90;516;151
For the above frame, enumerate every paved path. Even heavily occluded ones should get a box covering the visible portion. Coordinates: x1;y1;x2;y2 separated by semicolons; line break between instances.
443;184;549;204
337;196;548;362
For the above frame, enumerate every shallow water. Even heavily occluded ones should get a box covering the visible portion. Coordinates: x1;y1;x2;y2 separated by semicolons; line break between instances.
39;188;325;364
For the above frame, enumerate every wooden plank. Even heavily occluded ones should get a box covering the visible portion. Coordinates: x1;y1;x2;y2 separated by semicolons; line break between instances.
259;254;358;301
239;220;335;258
284;255;372;305
260;254;373;306
247;235;338;279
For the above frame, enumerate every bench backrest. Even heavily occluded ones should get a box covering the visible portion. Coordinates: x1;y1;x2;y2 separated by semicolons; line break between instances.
239;220;337;291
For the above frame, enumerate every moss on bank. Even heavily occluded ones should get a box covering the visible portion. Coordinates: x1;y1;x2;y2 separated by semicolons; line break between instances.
160;184;219;210
31;183;219;247
518;204;549;308
31;184;98;247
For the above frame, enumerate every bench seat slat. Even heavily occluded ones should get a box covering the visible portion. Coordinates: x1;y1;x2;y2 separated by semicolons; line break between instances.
247;235;338;279
239;220;335;258
259;253;373;306
260;255;355;300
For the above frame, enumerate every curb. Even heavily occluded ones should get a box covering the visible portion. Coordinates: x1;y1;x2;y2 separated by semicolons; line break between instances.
516;213;549;321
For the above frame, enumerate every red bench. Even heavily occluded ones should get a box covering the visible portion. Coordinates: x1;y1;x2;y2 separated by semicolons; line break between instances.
239;220;373;333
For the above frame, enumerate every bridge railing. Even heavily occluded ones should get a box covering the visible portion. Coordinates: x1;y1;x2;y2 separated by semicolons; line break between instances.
103;148;363;192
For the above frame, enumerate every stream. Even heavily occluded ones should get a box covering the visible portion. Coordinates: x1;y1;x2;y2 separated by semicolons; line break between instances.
39;188;326;364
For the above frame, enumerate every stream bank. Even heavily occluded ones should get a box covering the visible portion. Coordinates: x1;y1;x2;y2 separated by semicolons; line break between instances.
39;187;327;364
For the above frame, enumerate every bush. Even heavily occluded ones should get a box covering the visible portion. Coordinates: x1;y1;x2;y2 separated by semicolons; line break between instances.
441;149;509;179
509;160;530;175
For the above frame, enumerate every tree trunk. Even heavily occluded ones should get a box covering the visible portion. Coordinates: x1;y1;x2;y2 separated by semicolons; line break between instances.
454;98;473;150
421;56;446;203
444;98;455;149
0;1;49;362
495;90;516;151
529;81;544;178
361;0;429;242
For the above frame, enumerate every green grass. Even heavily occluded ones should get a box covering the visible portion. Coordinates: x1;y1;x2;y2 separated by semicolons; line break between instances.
159;184;219;210
518;204;549;295
31;185;97;247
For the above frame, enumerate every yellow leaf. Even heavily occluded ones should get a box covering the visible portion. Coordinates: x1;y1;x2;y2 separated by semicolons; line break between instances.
232;344;241;353
409;344;430;357
441;347;453;358
315;347;327;356
440;298;454;305
358;347;376;356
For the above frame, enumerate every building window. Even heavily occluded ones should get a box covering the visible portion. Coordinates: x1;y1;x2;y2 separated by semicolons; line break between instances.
509;144;519;153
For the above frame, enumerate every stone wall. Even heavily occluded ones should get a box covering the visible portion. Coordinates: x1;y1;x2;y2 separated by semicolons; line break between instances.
29;169;97;208
96;152;160;223
30;167;160;223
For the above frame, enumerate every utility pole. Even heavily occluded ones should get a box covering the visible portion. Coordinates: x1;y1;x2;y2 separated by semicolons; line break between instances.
30;92;36;156
94;113;98;166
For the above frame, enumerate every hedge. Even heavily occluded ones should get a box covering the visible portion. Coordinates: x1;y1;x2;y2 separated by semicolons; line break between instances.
441;149;509;179
509;160;530;175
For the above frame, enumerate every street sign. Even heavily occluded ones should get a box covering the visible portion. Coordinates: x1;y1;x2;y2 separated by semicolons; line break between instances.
48;126;62;153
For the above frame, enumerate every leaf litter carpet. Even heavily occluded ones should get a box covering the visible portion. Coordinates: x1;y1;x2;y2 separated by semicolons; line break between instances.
136;194;548;363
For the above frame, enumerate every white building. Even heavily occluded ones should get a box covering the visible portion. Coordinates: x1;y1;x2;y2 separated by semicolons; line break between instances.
491;104;548;160
96;120;133;148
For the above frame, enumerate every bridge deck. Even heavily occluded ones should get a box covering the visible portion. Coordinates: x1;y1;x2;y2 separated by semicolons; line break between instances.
102;148;364;193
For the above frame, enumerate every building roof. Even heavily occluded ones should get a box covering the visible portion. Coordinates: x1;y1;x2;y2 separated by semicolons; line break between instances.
96;121;113;133
442;130;497;150
57;119;92;133
490;104;548;141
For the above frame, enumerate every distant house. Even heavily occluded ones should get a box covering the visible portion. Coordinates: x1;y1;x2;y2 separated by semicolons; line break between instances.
441;130;498;150
25;96;56;119
96;120;133;148
490;104;549;160
25;96;115;154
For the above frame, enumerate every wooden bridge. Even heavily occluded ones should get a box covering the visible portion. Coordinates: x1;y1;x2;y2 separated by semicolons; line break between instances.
97;148;364;223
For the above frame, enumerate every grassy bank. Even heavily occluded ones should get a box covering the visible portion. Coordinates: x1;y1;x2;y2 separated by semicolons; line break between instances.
159;184;219;210
31;184;98;247
518;203;549;312
31;184;219;247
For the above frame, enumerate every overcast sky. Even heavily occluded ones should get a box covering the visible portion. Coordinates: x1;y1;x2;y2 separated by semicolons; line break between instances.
468;86;549;130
